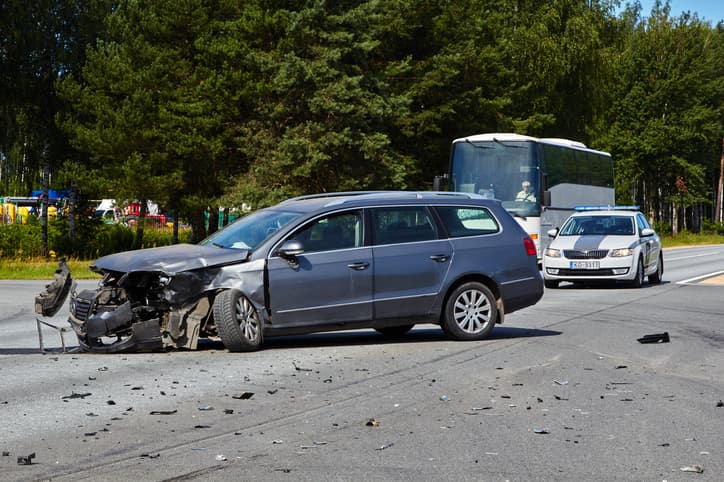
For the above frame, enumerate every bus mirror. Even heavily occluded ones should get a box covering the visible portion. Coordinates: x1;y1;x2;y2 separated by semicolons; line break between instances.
433;174;448;191
542;190;551;207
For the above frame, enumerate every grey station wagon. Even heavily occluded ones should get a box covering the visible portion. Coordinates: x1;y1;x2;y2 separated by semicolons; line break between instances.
68;191;543;352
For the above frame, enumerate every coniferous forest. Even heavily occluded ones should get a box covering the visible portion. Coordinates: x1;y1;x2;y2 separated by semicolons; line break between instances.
1;0;723;244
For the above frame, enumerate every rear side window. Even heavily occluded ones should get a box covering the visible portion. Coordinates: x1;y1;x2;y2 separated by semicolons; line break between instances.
372;206;437;245
436;206;499;238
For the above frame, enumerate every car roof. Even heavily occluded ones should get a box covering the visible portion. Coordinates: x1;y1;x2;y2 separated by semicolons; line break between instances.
274;191;497;213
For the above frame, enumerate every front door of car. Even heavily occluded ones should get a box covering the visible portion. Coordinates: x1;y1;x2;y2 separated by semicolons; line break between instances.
637;213;659;268
370;206;452;320
266;210;373;327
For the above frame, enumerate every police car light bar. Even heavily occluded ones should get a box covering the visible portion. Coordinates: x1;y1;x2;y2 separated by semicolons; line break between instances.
574;205;640;211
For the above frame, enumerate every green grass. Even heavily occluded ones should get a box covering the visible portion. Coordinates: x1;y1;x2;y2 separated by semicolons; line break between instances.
0;258;101;280
661;232;724;248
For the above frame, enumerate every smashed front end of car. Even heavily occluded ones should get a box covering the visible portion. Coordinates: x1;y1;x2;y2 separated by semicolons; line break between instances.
67;244;249;353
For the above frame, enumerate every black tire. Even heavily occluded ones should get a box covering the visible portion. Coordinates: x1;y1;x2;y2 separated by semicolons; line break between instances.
631;258;644;288
213;290;263;352
442;282;497;340
648;253;663;284
374;324;414;336
544;279;559;289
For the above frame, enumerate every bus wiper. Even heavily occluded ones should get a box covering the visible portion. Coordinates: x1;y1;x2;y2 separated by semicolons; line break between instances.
212;242;225;248
492;137;526;148
511;212;528;221
465;139;492;149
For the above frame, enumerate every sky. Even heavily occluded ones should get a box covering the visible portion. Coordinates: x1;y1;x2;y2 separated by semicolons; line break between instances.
626;0;724;23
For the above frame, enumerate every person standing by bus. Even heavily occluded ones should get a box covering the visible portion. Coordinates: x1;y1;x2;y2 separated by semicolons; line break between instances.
515;181;536;202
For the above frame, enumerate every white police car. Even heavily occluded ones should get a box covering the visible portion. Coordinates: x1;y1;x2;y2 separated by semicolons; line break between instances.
542;206;663;288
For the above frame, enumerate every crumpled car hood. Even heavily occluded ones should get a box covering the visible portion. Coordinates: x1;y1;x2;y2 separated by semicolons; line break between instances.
92;243;249;274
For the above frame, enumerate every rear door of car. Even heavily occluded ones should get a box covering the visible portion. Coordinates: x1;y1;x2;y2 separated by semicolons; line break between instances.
266;209;373;327
370;205;452;320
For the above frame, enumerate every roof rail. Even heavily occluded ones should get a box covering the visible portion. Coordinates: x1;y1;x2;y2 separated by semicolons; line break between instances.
574;205;640;211
279;191;487;207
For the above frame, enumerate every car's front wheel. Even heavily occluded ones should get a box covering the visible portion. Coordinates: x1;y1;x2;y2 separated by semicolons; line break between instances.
442;282;497;340
648;253;663;284
213;290;263;352
631;258;644;288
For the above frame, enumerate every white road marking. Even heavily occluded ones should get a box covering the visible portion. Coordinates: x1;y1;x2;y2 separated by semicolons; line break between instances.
677;270;724;285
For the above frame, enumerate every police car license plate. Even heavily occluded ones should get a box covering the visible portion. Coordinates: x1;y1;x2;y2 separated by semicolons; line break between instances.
570;261;599;269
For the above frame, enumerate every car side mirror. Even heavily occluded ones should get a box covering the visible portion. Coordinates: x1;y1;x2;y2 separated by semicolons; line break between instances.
640;228;655;237
547;228;559;238
279;240;304;258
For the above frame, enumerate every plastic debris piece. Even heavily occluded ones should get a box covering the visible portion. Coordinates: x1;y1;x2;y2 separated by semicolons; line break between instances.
140;453;160;459
292;362;312;372
2;451;9;457
150;410;177;415
553;380;568;385
224;409;234;414
637;332;669;344
194;425;211;429
376;443;394;450
198;406;214;411
615;365;628;369
267;389;279;395
440;395;450;402
366;418;380;427
716;400;723;407
680;465;704;473
533;428;550;434
215;455;227;461
232;392;254;400
17;453;35;465
272;440;284;444
62;392;91;399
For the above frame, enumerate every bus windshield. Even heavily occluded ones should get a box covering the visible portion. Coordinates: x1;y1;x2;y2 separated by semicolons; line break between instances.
450;139;540;216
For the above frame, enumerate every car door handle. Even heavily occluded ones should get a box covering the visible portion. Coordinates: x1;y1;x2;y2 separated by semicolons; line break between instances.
430;254;450;262
347;262;370;271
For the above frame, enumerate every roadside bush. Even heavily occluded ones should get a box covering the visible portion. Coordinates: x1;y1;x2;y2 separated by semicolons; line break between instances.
1;217;191;260
653;221;672;235
701;219;724;235
0;223;42;258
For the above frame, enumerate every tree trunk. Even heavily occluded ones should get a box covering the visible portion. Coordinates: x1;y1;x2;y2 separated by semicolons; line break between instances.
132;200;147;250
716;137;724;223
40;143;50;258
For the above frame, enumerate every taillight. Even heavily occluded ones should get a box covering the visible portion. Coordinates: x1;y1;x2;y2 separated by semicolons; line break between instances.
523;237;537;256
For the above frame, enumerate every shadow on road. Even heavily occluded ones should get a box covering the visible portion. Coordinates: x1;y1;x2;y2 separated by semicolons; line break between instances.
0;326;561;355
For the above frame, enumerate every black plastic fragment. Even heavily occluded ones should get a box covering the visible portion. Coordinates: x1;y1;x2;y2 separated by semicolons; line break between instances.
17;452;35;465
637;332;669;344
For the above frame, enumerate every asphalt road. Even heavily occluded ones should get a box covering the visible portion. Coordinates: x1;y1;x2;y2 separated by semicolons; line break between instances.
1;245;723;481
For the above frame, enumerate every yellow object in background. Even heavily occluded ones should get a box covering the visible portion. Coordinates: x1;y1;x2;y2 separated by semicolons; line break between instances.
19;206;29;224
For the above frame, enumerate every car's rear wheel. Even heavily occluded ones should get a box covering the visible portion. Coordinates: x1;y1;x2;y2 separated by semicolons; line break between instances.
544;279;559;289
375;324;414;336
648;253;663;284
213;290;263;352
442;282;497;340
631;258;644;288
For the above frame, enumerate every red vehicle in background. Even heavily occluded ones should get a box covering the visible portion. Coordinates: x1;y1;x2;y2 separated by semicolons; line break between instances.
123;201;167;227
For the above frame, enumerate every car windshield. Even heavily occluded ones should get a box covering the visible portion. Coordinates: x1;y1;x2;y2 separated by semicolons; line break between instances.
200;208;303;250
560;215;634;236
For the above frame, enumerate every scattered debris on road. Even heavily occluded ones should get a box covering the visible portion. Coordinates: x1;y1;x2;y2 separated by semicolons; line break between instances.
637;332;670;344
680;464;704;473
17;452;35;465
